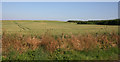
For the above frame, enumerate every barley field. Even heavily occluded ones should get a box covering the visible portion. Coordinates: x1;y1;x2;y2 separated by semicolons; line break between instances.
2;20;118;35
2;20;119;60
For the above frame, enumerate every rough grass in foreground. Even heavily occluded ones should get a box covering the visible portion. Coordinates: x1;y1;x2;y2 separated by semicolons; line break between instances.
2;32;119;60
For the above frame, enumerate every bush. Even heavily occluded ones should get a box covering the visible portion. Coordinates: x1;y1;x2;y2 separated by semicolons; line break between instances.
67;19;120;25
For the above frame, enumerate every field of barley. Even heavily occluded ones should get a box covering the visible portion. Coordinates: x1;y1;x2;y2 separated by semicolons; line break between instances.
2;20;119;60
2;20;118;35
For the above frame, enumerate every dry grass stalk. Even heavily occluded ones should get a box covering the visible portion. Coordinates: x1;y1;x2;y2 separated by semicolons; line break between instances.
2;31;119;54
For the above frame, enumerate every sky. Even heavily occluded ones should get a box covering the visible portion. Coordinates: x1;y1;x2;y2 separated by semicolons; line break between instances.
1;0;120;2
2;2;118;21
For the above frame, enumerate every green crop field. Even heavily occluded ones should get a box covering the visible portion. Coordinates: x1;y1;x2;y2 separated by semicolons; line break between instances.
2;20;119;60
2;20;118;35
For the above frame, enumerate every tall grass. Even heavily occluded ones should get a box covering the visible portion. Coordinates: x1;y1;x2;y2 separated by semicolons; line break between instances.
2;31;119;60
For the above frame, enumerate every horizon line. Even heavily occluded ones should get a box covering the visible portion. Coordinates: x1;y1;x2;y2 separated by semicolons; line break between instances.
1;18;118;21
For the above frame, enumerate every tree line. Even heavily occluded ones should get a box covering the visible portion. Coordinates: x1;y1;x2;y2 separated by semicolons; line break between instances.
67;19;120;25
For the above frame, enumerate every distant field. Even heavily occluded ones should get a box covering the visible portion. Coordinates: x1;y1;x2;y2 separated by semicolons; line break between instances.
2;20;118;36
